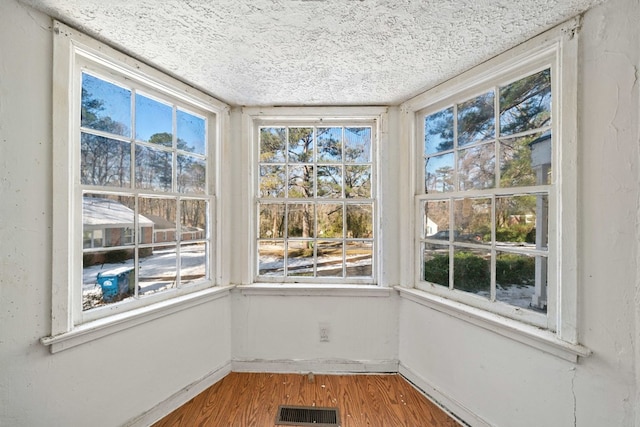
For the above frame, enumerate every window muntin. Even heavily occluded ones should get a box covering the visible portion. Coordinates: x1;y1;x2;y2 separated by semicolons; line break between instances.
418;67;552;325
79;68;214;315
257;125;375;282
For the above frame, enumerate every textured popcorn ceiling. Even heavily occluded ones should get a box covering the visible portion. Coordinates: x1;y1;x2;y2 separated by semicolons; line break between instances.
22;0;600;106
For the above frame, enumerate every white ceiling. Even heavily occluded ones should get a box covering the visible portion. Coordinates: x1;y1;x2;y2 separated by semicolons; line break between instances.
21;0;600;106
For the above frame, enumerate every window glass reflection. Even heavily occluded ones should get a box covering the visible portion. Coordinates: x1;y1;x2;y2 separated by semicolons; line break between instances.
425;107;454;154
500;69;551;136
81;73;131;138
136;94;172;144
81;133;131;188
458;91;495;146
177;109;206;155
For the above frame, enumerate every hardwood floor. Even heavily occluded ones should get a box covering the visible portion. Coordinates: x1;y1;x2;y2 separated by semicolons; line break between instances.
153;372;461;427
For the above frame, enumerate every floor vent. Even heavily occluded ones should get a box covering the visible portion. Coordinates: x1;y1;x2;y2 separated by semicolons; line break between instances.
275;405;340;426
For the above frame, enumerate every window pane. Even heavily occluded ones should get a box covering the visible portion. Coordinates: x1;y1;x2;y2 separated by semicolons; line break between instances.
288;127;314;163
344;127;371;163
424;107;454;154
288;165;314;198
259;240;285;276
346;204;373;238
317;127;342;162
260;127;286;162
83;194;135;248
317;203;343;238
139;197;177;243
458;91;495;147
317;166;342;198
287;203;315;238
256;124;375;282
344;165;371;199
495;251;546;312
423;243;449;287
180;242;206;285
453;248;490;296
454;197;491;244
317;241;343;277
83;231;92;248
425;153;454;193
81;133;131;187
500;131;551;188
94;229;104;247
424;200;449;238
260;165;286;198
259;203;285;238
81;73;131;137
180;199;207;242
138;244;177;296
84;260;135;311
287;240;314;276
177;154;206;194
345;241;372;277
458;143;495;190
177;109;206;155
496;194;547;249
500;69;551;136
135;94;172;144
135;145;172;191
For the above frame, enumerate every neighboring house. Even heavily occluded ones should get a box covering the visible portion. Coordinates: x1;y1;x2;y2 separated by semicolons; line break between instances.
425;216;438;236
142;214;205;243
82;197;154;264
143;214;177;244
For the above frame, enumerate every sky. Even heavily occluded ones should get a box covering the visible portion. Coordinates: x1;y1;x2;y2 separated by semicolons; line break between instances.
82;72;206;155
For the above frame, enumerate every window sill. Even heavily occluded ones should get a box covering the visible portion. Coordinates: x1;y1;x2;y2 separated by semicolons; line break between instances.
237;283;393;297
395;286;590;363
41;286;234;354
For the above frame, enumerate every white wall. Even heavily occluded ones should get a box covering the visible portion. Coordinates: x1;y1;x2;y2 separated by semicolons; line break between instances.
398;0;639;426
231;291;399;372
0;2;232;426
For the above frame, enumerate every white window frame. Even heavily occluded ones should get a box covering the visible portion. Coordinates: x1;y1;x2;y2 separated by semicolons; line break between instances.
400;18;585;355
243;107;387;286
44;21;230;352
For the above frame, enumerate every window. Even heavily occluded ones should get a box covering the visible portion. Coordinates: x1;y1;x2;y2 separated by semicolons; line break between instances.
50;22;227;337
409;27;579;338
254;120;377;283
418;69;551;326
79;63;214;317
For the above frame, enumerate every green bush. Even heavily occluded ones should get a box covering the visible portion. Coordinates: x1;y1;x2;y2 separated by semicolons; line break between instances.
496;253;535;287
423;253;449;287
424;251;489;292
454;252;490;292
425;251;534;291
496;224;533;243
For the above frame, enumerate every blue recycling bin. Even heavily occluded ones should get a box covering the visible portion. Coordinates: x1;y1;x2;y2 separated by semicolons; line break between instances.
97;266;134;302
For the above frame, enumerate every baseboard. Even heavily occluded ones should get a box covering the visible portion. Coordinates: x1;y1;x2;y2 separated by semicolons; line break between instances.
232;358;399;374
399;363;491;427
123;360;486;427
123;361;232;427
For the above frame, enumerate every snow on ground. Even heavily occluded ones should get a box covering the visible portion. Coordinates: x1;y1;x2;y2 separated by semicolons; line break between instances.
477;285;540;311
83;245;206;310
259;255;372;276
84;249;541;311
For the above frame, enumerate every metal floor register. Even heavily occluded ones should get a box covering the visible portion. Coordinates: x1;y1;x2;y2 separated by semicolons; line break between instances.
275;405;340;426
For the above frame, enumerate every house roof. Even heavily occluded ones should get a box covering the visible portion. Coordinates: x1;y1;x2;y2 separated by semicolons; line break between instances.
83;197;154;227
20;0;601;106
143;214;176;230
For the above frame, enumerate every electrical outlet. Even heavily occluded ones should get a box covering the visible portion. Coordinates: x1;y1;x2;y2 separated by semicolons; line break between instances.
319;322;330;342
